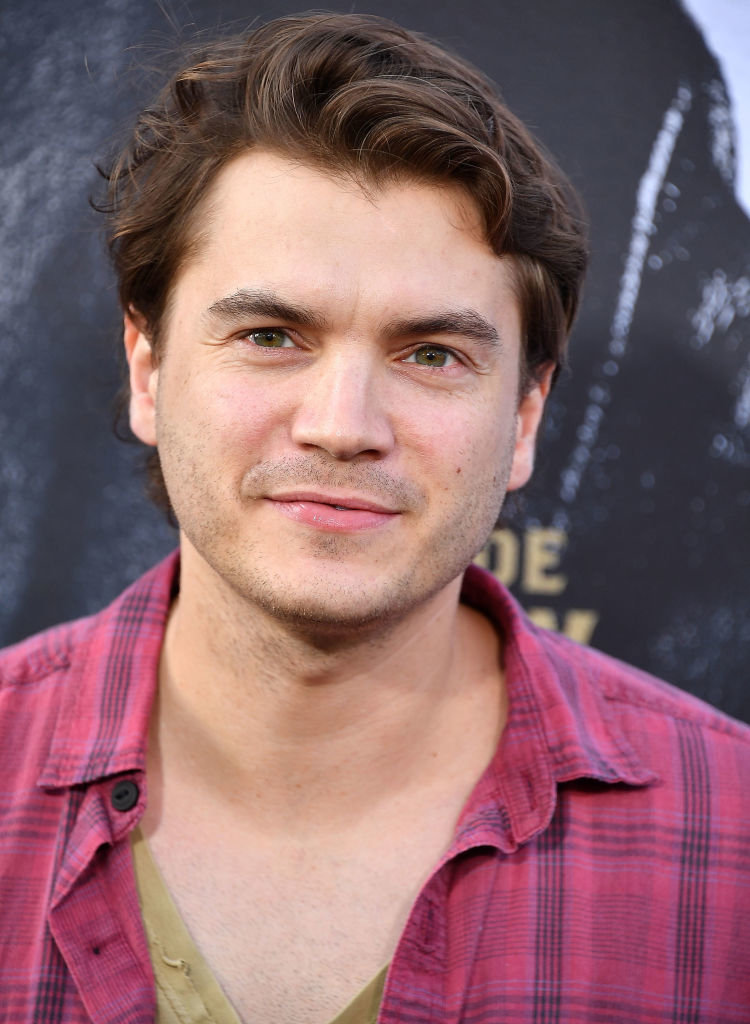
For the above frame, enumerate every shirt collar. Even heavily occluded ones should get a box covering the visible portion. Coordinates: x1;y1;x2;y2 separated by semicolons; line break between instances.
38;554;657;829
448;564;658;856
37;552;179;789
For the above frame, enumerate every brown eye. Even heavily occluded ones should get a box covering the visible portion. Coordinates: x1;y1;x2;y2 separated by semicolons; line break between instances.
248;329;293;348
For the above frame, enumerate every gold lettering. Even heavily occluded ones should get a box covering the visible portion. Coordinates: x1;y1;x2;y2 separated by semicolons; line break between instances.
522;528;568;595
494;529;520;586
526;606;600;645
475;529;520;586
562;609;599;645
526;607;558;631
473;546;491;571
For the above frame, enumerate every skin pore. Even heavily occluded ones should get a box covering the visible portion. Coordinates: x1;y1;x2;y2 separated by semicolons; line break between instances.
125;150;550;1022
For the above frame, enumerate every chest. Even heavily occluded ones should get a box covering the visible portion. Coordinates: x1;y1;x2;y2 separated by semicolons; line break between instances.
144;823;447;1024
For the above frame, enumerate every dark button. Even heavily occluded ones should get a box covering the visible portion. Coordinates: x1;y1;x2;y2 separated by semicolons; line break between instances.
111;779;139;812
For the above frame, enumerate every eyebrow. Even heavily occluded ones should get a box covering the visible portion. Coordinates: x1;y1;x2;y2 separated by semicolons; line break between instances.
380;310;503;350
204;288;502;349
204;289;330;331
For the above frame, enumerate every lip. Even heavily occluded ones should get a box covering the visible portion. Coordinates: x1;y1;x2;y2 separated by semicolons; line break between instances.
266;491;400;514
264;493;400;533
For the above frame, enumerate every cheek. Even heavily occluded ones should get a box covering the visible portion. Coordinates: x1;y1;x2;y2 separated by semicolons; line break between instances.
186;375;291;454
403;402;513;493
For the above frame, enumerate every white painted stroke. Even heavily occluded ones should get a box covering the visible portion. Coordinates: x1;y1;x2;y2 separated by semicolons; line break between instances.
680;0;750;219
558;85;693;509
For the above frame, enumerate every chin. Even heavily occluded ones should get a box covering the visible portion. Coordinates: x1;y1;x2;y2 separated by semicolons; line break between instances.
183;518;488;640
212;553;453;644
242;576;419;636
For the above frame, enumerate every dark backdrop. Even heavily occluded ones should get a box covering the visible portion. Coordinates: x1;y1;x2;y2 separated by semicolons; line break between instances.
2;0;749;718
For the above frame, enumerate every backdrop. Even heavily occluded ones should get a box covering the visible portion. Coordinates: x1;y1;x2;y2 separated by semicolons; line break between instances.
2;0;749;719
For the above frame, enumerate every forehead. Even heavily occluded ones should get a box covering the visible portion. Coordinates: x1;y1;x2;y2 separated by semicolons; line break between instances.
175;149;520;336
203;147;489;228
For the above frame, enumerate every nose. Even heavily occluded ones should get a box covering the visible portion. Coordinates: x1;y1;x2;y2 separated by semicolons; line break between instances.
290;348;395;460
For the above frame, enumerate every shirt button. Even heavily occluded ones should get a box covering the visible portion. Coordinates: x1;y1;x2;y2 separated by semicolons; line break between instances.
111;779;140;812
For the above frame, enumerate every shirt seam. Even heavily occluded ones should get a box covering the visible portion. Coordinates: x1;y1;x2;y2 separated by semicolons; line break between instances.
602;690;750;740
1;653;73;687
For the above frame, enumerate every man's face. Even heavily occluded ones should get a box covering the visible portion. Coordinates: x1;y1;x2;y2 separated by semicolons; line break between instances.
127;150;548;631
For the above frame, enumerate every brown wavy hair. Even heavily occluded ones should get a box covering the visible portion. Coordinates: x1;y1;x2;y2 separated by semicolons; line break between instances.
100;12;588;513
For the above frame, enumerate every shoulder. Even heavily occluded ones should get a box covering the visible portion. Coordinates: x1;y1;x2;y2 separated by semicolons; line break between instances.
526;616;750;805
0;554;176;795
0;551;177;723
0;614;95;691
463;564;750;778
538;622;750;738
0;552;178;696
0;613;103;775
0;614;99;812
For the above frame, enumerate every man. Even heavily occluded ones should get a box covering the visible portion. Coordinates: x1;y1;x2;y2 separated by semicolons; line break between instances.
1;12;748;1024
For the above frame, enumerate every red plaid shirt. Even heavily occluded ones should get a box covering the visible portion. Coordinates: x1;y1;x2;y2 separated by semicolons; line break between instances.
1;552;749;1022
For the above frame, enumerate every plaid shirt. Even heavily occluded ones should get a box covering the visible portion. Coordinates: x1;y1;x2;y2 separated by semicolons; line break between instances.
1;553;749;1023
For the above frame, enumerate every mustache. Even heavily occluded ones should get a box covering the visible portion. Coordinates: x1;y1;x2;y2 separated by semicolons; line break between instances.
240;456;425;511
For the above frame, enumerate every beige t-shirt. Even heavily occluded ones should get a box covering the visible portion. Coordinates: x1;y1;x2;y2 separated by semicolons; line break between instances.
130;826;387;1024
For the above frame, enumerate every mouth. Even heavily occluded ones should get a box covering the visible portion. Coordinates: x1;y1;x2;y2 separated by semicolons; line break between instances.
264;492;400;532
267;491;399;514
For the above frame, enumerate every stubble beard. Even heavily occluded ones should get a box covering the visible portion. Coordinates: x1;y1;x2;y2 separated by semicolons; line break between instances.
159;432;515;642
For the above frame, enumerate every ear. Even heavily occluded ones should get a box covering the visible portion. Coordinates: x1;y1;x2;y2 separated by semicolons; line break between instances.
123;311;159;446
507;364;554;492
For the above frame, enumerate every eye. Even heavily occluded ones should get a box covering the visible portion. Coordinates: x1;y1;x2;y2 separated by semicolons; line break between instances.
404;345;458;368
245;328;295;348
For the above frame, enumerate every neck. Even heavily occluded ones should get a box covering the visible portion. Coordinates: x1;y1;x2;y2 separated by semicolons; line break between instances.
147;540;506;837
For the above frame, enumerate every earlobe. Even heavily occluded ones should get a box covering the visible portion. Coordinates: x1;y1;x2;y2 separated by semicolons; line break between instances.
124;312;159;446
507;364;554;492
